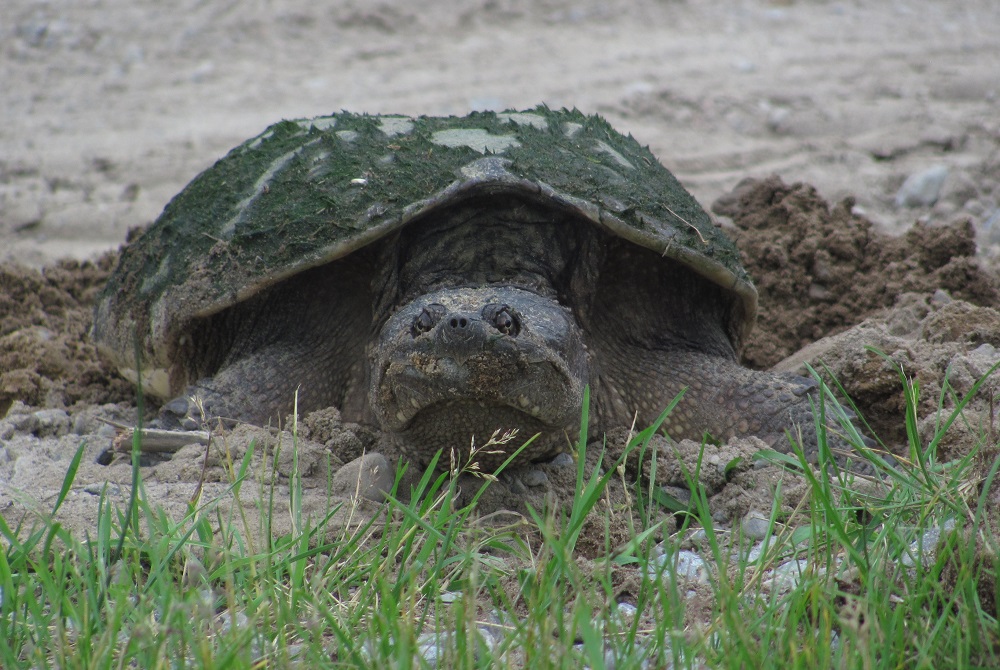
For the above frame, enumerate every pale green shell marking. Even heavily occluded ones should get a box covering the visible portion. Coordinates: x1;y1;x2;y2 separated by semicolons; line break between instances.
378;116;414;137
430;128;521;153
496;112;549;129
93;105;756;394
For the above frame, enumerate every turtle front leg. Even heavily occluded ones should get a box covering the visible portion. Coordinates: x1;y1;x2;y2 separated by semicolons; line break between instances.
594;349;863;462
156;341;367;430
156;345;307;430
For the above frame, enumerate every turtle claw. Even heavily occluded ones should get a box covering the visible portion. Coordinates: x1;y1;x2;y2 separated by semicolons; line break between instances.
786;374;820;396
157;390;239;431
156;396;202;431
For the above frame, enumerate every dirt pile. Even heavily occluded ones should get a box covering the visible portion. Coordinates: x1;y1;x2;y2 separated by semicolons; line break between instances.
715;176;1000;370
0;254;134;416
773;295;1000;457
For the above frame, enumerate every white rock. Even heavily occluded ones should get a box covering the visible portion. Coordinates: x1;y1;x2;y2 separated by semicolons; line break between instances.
653;550;709;584
895;165;949;208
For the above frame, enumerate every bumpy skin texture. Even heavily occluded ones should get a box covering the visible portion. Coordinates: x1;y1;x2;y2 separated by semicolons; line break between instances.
96;108;855;467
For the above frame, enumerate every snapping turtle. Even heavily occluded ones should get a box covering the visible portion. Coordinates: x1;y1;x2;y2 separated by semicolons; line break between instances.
94;106;841;468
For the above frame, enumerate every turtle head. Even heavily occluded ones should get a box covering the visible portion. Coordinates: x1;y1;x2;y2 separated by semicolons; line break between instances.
370;285;587;469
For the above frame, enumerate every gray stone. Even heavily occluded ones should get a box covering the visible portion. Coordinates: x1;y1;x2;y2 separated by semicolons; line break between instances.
747;540;770;562
931;289;953;306
616;601;638;619
521;468;549;488
84;482;122;496
549;452;575;468
654;549;709;584
659;485;691;506
895;165;949;208
414;628;496;667
505;475;527;495
331;453;393;502
983;208;1000;244
766;558;811;591
415;631;450;667
684;529;709;546
741;511;772;540
901;519;957;568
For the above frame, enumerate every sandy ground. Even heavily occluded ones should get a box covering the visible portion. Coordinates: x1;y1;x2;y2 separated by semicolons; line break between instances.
4;0;999;267
3;0;1000;618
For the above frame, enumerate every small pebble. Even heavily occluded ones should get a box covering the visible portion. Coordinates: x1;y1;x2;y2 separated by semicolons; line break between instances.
652;550;709;584
971;343;997;359
982;209;1000;244
895;165;949;208
479;608;515;642
578;644;620;670
765;559;811;591
476;625;500;652
930;289;952;306
766;107;790;132
506;475;527;495
521;468;548;487
414;629;495;667
747;539;769;562
84;482;122;496
685;529;709;546
741;512;772;541
659;485;691;506
616;602;638;619
217;609;250;633
808;283;832;301
549;452;575;468
901;519;957;568
331;453;392;502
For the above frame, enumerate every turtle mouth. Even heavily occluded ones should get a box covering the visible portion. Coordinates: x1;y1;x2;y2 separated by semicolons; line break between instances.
390;399;566;470
398;400;553;442
382;355;564;430
387;387;555;432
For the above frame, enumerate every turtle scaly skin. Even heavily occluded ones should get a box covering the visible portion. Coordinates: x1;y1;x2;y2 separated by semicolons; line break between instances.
93;107;853;468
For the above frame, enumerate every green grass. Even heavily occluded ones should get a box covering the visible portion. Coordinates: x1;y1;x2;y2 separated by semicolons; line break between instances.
2;374;1000;669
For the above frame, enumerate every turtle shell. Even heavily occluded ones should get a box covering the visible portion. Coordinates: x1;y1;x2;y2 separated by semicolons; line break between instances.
92;105;757;397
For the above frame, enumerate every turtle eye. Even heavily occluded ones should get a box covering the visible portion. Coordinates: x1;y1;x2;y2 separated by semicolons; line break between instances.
483;304;520;336
411;303;446;336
